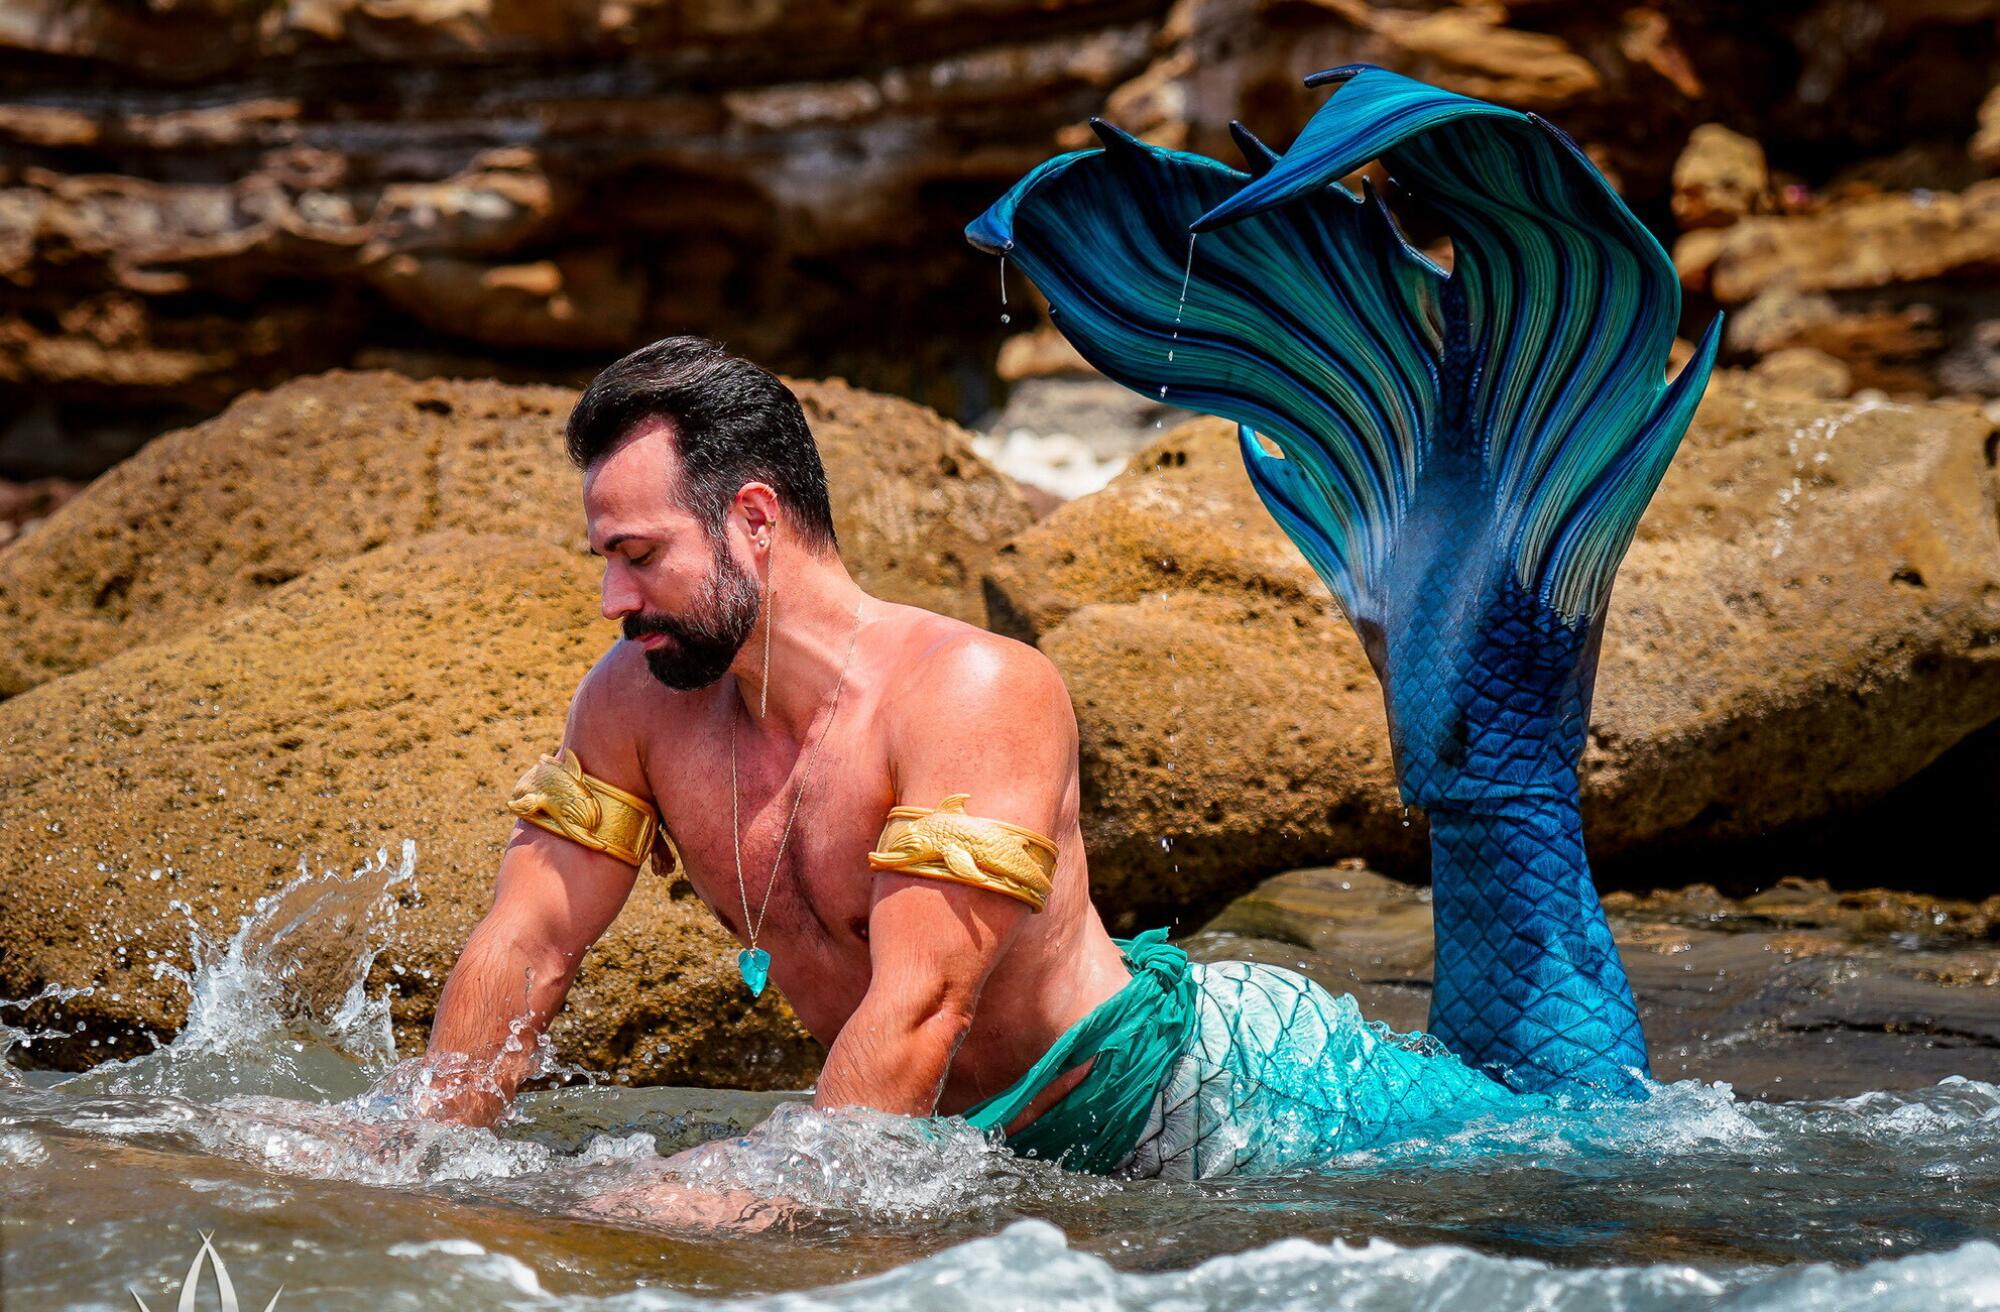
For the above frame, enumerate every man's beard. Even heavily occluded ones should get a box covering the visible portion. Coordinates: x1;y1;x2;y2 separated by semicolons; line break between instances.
622;543;762;691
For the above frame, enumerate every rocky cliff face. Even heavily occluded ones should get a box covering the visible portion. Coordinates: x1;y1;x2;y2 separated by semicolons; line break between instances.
0;0;1168;474
7;1;1998;476
4;367;1996;1078
0;368;1036;1081
987;376;2000;926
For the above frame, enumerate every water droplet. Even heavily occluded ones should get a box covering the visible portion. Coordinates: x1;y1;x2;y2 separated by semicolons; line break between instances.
1174;232;1198;325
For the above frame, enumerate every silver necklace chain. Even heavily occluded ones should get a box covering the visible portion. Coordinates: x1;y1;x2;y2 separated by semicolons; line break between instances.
730;593;866;951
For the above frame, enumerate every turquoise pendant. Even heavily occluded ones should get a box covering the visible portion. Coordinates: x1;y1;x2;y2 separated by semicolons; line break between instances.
737;947;771;998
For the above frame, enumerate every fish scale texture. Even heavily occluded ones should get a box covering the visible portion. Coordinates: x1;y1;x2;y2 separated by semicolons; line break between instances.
1118;961;1519;1180
1429;805;1648;1095
968;64;1717;1120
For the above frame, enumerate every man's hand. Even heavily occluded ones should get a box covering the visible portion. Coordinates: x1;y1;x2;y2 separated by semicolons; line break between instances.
417;651;651;1127
811;632;1077;1116
569;1169;799;1235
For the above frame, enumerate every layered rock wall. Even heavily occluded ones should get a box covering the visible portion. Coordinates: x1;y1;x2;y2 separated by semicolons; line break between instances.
7;0;1999;474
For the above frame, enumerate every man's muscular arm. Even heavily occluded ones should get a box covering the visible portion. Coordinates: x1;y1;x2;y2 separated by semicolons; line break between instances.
414;651;651;1127
812;633;1077;1115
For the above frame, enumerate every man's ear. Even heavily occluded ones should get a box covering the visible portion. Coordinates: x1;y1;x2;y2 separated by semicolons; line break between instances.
734;481;781;544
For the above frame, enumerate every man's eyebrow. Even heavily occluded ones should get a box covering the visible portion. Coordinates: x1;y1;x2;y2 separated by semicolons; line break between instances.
590;533;647;558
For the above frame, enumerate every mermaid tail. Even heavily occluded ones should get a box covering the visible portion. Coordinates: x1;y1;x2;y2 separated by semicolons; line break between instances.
966;65;1719;1097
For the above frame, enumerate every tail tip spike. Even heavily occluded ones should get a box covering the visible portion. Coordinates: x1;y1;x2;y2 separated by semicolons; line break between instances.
1228;120;1281;176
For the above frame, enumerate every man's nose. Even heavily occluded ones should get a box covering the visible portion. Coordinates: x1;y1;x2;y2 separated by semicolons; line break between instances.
601;566;640;622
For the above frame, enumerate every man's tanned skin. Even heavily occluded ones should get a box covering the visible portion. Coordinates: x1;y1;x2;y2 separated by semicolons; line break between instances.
417;412;1136;1173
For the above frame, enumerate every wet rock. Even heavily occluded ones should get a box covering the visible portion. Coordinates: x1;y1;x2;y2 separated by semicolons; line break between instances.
0;532;824;1086
986;374;2000;925
0;369;1035;696
1185;864;2000;1100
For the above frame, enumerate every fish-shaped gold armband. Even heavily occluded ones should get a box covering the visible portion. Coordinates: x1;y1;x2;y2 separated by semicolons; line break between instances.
507;747;665;871
866;793;1057;912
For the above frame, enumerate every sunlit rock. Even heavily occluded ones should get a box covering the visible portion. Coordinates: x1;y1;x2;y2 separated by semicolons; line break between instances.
986;375;2000;925
0;369;1034;694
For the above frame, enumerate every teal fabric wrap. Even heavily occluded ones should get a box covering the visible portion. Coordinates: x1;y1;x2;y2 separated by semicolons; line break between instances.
959;928;1197;1174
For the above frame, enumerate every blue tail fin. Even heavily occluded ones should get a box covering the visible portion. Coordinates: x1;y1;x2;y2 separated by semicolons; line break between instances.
968;66;1719;1096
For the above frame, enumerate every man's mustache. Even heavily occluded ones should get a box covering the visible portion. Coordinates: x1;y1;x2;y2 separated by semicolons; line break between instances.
622;611;683;641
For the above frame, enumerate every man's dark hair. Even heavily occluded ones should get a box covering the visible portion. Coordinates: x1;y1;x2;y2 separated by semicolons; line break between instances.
565;336;838;551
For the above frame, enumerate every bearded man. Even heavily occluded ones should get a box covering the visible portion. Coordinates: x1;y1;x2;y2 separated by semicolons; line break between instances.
409;337;1519;1211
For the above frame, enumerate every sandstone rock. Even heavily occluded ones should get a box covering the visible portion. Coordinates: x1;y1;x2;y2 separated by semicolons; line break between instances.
0;532;821;1086
0;476;78;548
12;1;1999;474
1671;123;1771;229
987;375;2000;925
1299;0;1603;109
1750;346;1853;398
996;325;1093;383
793;373;1041;622
0;369;1035;696
0;6;1165;462
1186;863;2000;1100
1581;374;2000;856
1720;286;1944;395
1078;0;1995;260
983;421;1412;926
1975;83;2000;171
1676;180;2000;304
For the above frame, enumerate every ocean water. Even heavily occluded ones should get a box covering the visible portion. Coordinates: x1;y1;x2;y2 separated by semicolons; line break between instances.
3;845;1997;1310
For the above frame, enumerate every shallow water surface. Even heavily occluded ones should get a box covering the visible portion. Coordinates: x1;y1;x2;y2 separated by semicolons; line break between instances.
4;847;1998;1310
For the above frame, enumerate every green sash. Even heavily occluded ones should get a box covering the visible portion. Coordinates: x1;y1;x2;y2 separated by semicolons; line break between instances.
958;927;1198;1174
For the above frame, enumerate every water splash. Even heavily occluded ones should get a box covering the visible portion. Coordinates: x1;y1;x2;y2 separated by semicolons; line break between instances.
1769;395;1901;560
5;839;2000;1307
0;980;96;1087
51;842;417;1102
663;1101;1074;1221
606;1220;2000;1312
0;839;1077;1235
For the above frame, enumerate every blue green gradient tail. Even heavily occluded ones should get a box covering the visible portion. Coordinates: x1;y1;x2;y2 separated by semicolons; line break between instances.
967;65;1720;1097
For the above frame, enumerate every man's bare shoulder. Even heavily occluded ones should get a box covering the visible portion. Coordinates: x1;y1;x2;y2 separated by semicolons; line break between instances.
878;604;1076;744
564;640;698;795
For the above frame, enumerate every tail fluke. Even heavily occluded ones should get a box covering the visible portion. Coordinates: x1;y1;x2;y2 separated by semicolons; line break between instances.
966;115;1445;624
968;66;1719;1097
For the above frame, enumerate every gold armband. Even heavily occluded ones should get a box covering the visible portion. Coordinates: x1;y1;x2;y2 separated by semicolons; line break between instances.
866;793;1057;912
507;748;661;870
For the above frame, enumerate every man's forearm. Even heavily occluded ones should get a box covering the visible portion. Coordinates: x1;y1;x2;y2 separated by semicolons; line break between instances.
416;919;572;1127
812;997;973;1116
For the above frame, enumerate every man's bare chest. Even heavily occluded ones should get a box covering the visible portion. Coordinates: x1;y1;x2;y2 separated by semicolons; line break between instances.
643;734;895;949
